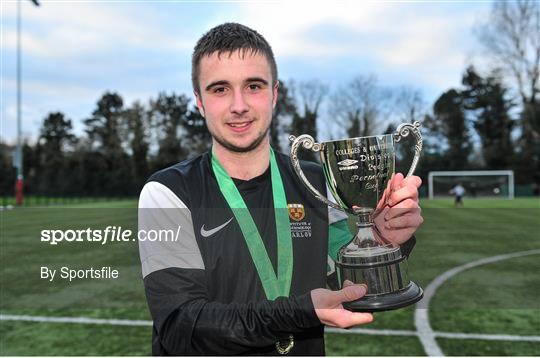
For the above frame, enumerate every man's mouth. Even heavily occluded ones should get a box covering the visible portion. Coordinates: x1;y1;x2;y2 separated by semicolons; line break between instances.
226;121;254;132
228;122;251;128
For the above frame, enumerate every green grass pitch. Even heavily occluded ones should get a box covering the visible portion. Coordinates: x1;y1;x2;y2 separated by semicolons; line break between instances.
0;198;539;355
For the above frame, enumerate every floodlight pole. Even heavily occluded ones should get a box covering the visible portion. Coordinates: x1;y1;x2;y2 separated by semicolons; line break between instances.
15;0;22;205
15;0;39;206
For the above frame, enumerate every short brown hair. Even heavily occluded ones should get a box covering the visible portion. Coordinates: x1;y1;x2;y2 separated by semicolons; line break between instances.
191;23;278;95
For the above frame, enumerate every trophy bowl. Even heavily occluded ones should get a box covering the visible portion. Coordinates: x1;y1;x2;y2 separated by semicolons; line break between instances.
289;122;424;312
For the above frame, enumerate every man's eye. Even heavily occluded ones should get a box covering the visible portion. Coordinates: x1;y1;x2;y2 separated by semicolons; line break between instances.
213;87;226;94
248;84;261;91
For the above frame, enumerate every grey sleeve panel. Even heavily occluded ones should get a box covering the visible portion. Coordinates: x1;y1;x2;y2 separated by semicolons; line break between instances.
138;181;205;278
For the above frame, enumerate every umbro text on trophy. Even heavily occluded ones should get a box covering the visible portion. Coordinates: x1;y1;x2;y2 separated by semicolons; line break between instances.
289;122;424;312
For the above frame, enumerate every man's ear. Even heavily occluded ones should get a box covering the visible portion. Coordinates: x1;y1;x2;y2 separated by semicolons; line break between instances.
272;81;279;110
194;91;205;118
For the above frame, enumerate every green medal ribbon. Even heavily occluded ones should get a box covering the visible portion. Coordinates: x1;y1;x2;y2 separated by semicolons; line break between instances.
211;148;293;300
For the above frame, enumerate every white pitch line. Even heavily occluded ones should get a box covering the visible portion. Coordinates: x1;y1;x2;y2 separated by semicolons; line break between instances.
435;332;540;342
2;314;539;343
0;314;152;326
326;327;540;342
326;327;417;336
414;249;540;357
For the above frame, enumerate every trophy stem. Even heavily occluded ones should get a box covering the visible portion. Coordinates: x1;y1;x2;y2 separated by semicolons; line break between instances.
354;211;372;227
352;209;385;248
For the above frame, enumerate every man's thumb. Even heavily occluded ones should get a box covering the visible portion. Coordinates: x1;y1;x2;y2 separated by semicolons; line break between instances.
336;284;367;303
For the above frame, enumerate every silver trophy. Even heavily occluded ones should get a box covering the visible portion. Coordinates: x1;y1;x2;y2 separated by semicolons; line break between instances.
289;121;423;311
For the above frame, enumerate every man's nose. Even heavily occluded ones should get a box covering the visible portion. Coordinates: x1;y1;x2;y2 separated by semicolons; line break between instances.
230;89;249;115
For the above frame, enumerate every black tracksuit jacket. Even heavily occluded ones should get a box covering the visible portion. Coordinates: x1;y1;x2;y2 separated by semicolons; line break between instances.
139;151;330;355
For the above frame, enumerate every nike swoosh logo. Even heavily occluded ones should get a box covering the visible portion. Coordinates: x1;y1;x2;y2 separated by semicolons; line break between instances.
200;217;234;238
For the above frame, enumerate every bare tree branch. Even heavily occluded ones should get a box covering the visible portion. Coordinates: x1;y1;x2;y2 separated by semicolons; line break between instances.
330;75;388;137
297;79;328;116
392;86;426;124
476;0;539;133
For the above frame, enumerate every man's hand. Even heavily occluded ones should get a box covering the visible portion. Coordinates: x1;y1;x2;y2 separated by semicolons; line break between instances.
311;282;373;328
374;173;423;245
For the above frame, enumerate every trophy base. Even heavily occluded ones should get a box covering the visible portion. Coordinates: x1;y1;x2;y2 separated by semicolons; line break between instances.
343;282;423;312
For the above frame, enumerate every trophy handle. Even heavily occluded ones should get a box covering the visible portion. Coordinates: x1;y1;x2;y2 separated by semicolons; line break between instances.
289;134;343;211
393;121;423;177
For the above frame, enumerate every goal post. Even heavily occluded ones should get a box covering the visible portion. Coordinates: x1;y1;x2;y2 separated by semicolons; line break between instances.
428;170;514;200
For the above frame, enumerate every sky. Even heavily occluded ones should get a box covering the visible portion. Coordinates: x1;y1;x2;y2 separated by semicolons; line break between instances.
0;0;493;144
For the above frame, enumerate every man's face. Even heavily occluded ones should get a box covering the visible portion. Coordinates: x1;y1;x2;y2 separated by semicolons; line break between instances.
195;50;278;153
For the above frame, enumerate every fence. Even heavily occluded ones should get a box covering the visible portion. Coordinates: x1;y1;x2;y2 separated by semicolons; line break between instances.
1;196;137;207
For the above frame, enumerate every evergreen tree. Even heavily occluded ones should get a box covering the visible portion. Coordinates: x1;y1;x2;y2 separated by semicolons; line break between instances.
272;80;297;152
182;106;212;157
0;143;16;196
432;89;472;170
150;92;190;170
36;112;76;195
125;102;150;190
461;66;515;169
84;92;130;195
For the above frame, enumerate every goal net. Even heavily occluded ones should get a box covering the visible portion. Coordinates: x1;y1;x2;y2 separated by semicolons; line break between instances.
428;170;514;199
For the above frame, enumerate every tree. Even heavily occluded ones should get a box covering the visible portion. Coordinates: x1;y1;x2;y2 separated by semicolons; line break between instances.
85;92;125;153
331;75;388;138
125;101;150;190
393;86;426;124
36;112;76;195
432;89;472;170
289;79;328;161
388;86;427;175
22;140;38;196
409;113;449;186
182;106;212;157
150;92;190;170
84;92;131;195
271;80;297;152
476;0;540;180
461;66;515;169
38;112;76;153
0;142;16;196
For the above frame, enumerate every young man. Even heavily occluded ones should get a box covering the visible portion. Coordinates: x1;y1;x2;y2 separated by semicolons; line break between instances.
138;23;423;355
